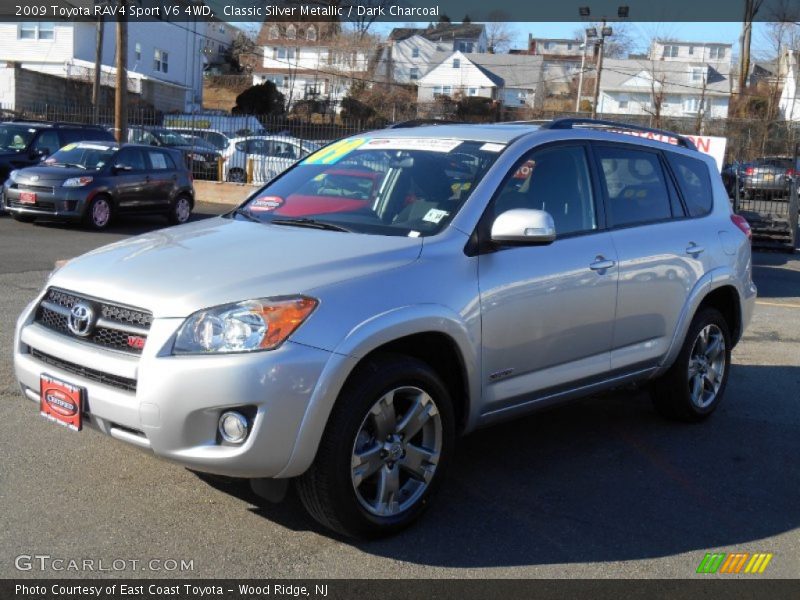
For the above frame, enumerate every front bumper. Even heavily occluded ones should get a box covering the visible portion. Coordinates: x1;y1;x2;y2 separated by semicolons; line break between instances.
3;182;90;220
14;298;335;478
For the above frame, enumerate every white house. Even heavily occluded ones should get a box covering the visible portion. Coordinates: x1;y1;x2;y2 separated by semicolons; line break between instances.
376;23;488;85
527;37;583;57
417;52;544;109
778;50;800;121
649;40;732;72
596;58;731;120
252;22;370;111
0;19;209;112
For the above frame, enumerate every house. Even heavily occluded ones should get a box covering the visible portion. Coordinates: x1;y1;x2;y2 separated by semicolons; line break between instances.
202;21;242;74
649;40;732;72
416;52;544;109
527;37;583;57
778;50;800;121
0;17;209;113
513;36;583;96
596;58;731;119
251;22;370;111
375;23;487;85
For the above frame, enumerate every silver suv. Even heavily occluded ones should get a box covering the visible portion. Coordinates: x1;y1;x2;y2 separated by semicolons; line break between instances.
13;119;756;538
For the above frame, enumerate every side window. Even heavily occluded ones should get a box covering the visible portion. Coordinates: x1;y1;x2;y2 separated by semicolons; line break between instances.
271;141;299;159
234;141;246;152
33;130;60;154
494;145;597;236
115;148;146;171
59;130;83;145
667;153;713;217
595;146;673;227
147;150;172;170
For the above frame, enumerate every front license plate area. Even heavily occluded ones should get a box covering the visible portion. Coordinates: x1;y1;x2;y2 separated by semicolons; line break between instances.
19;191;37;204
40;373;84;432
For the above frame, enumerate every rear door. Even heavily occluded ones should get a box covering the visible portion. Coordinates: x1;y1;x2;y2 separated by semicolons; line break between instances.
144;149;179;208
593;143;711;371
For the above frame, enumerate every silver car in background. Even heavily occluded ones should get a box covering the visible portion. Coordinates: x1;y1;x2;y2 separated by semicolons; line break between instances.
13;119;756;539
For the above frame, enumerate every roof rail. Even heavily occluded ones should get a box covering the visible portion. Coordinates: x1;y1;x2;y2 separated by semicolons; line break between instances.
541;118;697;151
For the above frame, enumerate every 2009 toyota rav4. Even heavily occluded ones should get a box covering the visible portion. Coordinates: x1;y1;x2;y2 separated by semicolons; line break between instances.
14;119;756;538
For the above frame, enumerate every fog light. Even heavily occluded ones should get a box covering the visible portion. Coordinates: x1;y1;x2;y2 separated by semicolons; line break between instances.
218;411;249;444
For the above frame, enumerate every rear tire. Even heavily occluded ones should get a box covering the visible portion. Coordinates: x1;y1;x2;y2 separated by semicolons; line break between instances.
296;354;455;539
83;195;113;230
11;213;36;223
652;308;732;422
167;194;192;225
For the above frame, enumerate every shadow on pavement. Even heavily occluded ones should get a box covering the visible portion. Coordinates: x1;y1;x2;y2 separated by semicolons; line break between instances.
194;363;800;567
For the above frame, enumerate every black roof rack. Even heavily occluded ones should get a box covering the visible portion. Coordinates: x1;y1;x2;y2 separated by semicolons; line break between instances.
4;118;107;129
541;118;697;151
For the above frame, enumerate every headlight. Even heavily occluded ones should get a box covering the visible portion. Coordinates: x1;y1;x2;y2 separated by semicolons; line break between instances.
63;176;93;187
8;170;19;182
173;296;318;354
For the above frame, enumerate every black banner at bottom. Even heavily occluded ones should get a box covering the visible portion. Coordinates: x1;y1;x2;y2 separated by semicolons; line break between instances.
2;579;799;600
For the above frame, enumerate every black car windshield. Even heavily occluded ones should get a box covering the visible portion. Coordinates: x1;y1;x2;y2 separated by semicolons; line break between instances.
0;125;38;152
236;137;505;236
155;130;191;146
44;143;118;170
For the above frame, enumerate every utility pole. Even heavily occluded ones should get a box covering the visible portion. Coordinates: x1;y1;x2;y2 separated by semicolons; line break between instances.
591;20;608;119
114;0;127;143
576;29;595;112
92;16;104;123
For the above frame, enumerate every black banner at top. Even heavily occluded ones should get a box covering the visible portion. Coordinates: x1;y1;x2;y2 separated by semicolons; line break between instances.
0;0;799;23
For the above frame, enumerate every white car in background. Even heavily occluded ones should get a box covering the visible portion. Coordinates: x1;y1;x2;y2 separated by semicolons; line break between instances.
222;136;321;184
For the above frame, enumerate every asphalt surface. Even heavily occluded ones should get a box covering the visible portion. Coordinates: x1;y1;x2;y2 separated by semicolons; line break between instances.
0;206;798;579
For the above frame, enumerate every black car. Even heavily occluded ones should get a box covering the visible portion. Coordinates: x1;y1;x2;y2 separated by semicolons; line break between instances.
0;121;114;190
3;141;194;230
126;126;219;180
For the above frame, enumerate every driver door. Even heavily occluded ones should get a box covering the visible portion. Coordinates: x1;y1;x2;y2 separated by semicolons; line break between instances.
478;143;619;414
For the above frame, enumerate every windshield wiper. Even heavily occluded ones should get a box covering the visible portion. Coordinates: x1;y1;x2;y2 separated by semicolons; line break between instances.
231;207;261;222
270;218;351;233
63;162;87;169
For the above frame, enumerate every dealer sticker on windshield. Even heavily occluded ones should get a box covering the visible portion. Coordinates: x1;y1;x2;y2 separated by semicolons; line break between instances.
422;209;450;224
360;138;463;153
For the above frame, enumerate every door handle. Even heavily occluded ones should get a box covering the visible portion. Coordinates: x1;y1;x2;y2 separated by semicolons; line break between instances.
589;257;616;272
686;243;705;256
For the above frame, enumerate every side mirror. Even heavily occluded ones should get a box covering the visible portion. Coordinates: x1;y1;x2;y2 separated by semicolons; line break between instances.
491;208;556;245
33;148;50;159
112;164;133;174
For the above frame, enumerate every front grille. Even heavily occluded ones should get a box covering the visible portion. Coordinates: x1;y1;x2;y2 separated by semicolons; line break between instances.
8;200;56;211
30;348;137;393
15;183;55;193
34;288;152;355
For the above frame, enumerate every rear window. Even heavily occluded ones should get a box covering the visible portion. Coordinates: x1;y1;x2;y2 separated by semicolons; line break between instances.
667;153;713;217
147;150;176;170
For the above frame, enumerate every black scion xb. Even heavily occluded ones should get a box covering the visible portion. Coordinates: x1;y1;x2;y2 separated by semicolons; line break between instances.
3;141;195;230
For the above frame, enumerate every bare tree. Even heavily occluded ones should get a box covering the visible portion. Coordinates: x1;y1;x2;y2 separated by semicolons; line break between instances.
575;22;635;59
484;12;514;53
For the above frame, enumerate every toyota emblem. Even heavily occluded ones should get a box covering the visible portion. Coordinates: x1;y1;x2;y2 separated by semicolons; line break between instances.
67;302;95;337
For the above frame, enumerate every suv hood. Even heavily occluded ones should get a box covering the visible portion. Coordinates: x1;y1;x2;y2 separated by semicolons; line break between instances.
13;165;89;183
50;217;423;318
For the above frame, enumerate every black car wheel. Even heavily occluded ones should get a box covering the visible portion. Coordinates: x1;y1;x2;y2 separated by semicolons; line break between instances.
168;195;193;225
227;168;246;183
296;354;455;539
84;195;113;230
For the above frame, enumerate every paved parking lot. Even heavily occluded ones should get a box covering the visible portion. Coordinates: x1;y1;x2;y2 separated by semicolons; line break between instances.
0;207;798;579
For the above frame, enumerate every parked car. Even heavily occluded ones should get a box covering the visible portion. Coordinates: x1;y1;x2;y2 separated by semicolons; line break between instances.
721;160;748;198
13;119;756;539
125;127;219;180
3;141;194;229
740;156;796;199
0;121;114;211
166;127;231;153
222;136;320;184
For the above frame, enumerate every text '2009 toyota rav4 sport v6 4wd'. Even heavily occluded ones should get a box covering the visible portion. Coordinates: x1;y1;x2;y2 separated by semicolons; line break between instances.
14;119;756;538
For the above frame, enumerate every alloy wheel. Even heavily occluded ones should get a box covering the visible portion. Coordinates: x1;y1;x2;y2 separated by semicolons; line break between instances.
687;324;726;408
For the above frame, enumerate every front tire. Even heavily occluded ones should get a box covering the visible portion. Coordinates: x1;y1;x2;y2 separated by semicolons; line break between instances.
84;195;113;230
296;354;455;539
652;308;732;422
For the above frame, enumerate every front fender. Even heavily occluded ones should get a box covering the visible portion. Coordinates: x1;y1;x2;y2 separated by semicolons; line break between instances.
276;304;479;478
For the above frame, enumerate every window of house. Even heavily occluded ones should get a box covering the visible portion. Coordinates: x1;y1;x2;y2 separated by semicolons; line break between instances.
411;46;420;58
458;42;473;52
468;87;477;96
154;49;168;73
683;97;708;112
596;146;674;227
667;153;713;217
409;67;420;80
453;59;460;68
135;42;141;62
286;25;296;40
619;99;629;109
544;42;553;50
688;46;694;55
690;67;705;82
19;23;54;40
662;45;679;58
567;42;574;50
709;46;725;59
307;26;316;41
269;26;279;40
277;48;295;60
494;145;597;236
442;85;452;95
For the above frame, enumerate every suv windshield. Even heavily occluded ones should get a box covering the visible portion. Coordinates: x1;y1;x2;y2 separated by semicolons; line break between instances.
237;137;504;236
0;124;38;152
44;142;117;170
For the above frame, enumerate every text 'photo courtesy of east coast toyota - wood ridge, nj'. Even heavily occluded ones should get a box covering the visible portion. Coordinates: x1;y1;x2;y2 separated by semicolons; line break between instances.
0;0;799;598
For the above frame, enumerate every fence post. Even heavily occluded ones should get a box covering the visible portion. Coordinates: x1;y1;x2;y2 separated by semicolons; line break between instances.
734;169;740;214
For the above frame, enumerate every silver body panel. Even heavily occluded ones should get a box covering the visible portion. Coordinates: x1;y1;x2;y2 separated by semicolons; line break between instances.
14;125;756;478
